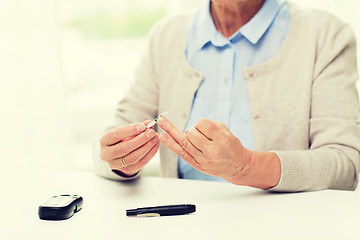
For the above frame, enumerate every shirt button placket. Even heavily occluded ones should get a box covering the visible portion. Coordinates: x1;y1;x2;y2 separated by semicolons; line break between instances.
218;45;234;126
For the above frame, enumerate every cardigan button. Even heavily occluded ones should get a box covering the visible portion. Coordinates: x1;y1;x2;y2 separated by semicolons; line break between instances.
248;71;254;78
253;113;260;119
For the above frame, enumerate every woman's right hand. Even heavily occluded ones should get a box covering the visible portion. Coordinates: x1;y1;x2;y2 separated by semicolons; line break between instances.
99;121;160;177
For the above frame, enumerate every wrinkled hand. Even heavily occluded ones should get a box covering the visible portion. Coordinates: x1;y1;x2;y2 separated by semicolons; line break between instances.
99;121;160;176
157;117;253;184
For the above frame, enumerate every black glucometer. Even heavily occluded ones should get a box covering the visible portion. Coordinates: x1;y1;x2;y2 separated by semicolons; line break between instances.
38;194;83;220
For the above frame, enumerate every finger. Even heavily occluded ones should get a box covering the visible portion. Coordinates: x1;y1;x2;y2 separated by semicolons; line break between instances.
194;118;218;140
157;116;203;159
100;123;146;146
122;120;155;141
101;129;157;161
159;132;202;171
157;116;184;142
131;140;160;170
143;120;153;128
112;141;160;174
186;127;213;153
114;134;159;167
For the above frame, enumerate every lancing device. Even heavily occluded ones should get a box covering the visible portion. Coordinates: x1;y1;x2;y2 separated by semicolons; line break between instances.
126;204;196;217
146;111;168;129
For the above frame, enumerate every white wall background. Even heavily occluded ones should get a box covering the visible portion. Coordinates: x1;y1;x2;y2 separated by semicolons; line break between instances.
0;0;71;170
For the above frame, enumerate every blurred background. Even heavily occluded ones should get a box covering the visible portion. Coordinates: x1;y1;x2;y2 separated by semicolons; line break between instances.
0;0;359;176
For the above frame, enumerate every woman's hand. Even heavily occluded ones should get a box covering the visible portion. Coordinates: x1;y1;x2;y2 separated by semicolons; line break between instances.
157;117;252;183
157;117;280;189
99;121;160;177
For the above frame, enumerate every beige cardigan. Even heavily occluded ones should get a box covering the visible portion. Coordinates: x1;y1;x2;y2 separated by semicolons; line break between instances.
93;2;360;192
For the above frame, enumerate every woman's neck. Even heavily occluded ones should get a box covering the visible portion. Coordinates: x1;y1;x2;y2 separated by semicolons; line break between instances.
211;0;265;38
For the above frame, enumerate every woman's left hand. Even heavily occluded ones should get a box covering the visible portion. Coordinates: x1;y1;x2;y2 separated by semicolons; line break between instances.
157;117;253;184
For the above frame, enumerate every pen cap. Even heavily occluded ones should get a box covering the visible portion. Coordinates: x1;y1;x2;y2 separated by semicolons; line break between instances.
162;204;196;216
184;204;196;214
189;204;195;213
126;209;137;216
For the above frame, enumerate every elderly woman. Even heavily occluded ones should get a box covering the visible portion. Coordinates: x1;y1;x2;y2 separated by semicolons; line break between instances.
94;0;360;192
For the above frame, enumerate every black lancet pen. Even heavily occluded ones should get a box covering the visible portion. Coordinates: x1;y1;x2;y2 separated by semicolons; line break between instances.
126;204;196;217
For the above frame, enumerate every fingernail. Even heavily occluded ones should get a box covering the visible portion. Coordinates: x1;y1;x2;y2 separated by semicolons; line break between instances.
136;124;145;132
152;136;159;143
158;118;166;126
146;130;155;139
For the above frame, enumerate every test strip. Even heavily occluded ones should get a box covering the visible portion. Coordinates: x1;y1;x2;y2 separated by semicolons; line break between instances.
146;111;168;129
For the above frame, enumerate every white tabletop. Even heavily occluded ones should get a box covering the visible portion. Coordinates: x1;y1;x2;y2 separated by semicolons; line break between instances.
0;167;359;240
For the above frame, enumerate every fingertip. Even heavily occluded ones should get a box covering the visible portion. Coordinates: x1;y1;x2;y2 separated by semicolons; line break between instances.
157;117;166;127
151;133;160;143
136;123;146;132
154;140;161;148
152;139;159;145
146;129;156;139
143;120;152;125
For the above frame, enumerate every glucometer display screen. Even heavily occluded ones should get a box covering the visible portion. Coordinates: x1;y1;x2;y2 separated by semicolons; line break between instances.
41;196;74;207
